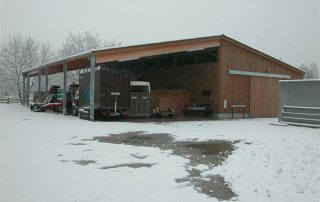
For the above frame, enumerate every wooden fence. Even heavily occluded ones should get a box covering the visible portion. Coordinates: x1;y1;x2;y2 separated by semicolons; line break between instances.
0;98;22;104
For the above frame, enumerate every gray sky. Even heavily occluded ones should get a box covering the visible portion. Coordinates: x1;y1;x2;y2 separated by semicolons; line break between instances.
1;0;319;68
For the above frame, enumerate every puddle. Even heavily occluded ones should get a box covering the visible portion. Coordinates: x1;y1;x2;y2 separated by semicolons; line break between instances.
101;163;155;169
73;160;96;166
131;154;148;159
61;159;96;166
82;149;93;152
91;132;238;200
176;168;234;200
67;143;87;145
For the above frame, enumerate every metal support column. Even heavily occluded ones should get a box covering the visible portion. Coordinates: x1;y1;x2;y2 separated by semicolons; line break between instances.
22;76;25;106
63;62;67;115
89;55;96;120
26;74;30;107
45;66;48;97
38;69;41;101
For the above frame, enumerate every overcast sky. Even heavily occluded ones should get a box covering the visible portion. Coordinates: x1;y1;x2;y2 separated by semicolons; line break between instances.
1;0;319;68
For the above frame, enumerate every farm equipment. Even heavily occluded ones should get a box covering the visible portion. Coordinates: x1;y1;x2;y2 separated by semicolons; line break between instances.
30;85;78;113
183;104;213;117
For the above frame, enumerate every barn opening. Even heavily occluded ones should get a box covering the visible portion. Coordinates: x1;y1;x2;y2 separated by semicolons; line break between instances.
98;48;219;115
22;35;304;120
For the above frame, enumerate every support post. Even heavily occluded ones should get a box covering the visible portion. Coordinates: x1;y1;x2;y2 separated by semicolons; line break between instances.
22;76;25;106
45;66;48;97
38;69;41;102
90;54;96;120
63;62;67;115
26;74;30;107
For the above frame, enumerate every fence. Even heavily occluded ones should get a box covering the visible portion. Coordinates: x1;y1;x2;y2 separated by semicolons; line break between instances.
0;98;22;104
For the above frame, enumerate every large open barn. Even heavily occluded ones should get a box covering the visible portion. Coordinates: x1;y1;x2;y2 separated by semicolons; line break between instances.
22;35;304;119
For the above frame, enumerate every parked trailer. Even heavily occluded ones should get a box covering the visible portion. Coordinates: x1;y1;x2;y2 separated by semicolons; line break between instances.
129;81;151;117
78;68;152;119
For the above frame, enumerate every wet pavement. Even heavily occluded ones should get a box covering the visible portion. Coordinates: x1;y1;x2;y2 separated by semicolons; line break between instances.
90;132;238;200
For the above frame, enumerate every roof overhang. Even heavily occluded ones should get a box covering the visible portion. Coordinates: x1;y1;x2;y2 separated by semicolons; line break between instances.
23;51;91;77
22;35;222;77
22;34;304;78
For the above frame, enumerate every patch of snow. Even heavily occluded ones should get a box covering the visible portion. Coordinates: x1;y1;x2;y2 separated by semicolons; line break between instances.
193;164;210;171
1;104;319;202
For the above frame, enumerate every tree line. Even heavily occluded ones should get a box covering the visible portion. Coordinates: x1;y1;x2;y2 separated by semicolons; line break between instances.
0;31;121;99
299;63;319;79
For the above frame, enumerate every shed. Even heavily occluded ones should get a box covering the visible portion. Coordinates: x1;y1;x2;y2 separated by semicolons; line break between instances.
22;35;304;119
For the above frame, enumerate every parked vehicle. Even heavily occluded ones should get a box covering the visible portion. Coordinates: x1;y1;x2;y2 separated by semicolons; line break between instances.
30;86;60;112
77;68;151;119
30;85;76;113
129;81;151;117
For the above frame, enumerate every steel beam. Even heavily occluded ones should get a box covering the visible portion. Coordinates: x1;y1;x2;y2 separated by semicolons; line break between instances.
90;55;96;120
63;62;67;115
22;76;25;106
26;74;30;107
228;69;291;79
45;66;48;97
38;69;41;101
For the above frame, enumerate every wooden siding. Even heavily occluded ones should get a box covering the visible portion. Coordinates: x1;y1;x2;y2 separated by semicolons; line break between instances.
95;39;220;64
143;62;219;111
270;78;280;117
150;90;191;115
230;75;251;114
250;77;270;117
250;77;280;118
219;39;304;117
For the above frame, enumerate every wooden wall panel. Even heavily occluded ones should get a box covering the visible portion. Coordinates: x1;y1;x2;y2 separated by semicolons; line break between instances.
96;39;220;64
212;49;220;112
230;75;251;113
150;89;191;115
250;77;270;117
219;39;304;116
250;77;281;118
270;78;280;117
140;62;219;112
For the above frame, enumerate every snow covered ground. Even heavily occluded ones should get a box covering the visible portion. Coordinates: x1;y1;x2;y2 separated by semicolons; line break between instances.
1;104;319;202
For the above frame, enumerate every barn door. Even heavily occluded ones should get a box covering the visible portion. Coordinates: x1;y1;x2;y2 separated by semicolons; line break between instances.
250;77;280;118
250;77;270;118
269;78;280;117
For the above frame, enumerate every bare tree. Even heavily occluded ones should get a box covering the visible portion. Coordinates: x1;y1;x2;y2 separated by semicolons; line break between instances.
58;31;121;82
0;63;16;97
0;34;28;99
299;63;319;79
0;33;54;100
28;41;55;90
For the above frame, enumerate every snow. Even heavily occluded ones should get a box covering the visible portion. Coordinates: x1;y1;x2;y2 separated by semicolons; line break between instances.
1;104;319;202
192;164;210;171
